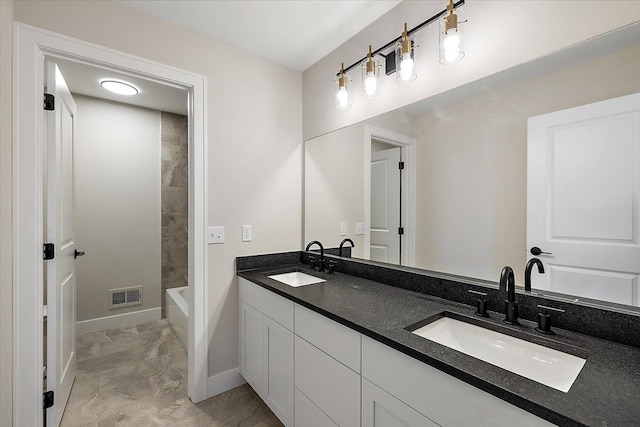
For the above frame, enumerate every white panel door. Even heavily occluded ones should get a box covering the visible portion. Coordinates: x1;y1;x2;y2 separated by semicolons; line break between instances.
239;301;264;391
263;316;293;427
46;62;78;427
371;147;401;264
527;93;640;306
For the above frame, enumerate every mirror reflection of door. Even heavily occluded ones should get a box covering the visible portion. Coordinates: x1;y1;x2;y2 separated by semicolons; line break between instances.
371;143;402;264
527;92;640;307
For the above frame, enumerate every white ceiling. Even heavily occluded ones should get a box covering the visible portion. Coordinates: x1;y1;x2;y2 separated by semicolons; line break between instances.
117;0;402;71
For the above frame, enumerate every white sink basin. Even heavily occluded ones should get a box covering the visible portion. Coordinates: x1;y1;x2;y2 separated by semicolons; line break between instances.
268;271;326;287
411;315;586;392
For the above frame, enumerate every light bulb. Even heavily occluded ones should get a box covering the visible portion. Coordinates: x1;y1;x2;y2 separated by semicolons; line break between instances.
443;33;461;62
336;86;349;109
364;72;377;97
399;53;414;82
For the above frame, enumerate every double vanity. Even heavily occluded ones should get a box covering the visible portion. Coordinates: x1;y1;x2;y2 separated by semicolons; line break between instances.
236;251;640;427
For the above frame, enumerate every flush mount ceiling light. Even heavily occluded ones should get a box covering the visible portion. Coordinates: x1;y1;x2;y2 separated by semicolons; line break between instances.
361;45;380;98
333;0;466;110
440;0;467;64
100;79;139;96
335;63;352;110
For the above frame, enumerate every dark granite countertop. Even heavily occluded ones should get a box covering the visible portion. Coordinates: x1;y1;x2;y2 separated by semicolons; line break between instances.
238;263;640;427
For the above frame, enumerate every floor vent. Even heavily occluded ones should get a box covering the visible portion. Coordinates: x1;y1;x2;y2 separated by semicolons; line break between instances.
109;286;143;308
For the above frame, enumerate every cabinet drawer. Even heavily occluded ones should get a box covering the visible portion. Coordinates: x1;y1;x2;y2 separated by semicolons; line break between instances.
295;336;360;427
239;277;293;330
361;336;554;427
294;304;361;372
295;388;339;427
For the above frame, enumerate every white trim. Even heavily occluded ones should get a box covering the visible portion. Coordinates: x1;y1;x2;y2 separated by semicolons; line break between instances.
76;307;161;336
364;125;416;267
207;368;247;397
14;23;208;426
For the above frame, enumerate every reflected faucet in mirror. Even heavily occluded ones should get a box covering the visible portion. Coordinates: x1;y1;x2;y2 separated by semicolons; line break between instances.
339;238;355;258
499;266;519;325
525;258;545;292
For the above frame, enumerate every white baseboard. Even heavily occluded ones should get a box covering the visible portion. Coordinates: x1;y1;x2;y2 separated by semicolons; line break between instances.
207;368;247;398
76;307;161;335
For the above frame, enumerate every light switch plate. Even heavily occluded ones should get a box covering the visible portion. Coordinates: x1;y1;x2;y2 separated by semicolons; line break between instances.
355;222;365;235
242;225;252;242
340;223;347;236
208;226;225;244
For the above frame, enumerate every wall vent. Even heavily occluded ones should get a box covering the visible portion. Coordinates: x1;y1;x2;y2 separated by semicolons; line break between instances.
109;286;143;308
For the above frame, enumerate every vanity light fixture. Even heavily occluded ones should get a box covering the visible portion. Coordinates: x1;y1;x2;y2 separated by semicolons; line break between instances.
100;79;139;96
361;45;380;98
440;0;466;64
396;23;417;83
335;63;352;110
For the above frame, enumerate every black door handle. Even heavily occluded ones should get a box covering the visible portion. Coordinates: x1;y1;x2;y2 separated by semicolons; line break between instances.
530;247;552;256
74;249;85;259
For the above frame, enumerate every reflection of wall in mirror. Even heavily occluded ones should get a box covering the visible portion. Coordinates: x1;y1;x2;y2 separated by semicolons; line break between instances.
305;109;414;257
413;43;640;283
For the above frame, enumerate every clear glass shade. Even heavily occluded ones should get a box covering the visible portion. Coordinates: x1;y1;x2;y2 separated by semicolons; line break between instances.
361;58;380;98
395;41;416;83
334;73;352;110
439;10;465;64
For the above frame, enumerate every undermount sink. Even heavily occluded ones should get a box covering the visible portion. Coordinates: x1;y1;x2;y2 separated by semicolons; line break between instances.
268;271;326;287
408;312;586;393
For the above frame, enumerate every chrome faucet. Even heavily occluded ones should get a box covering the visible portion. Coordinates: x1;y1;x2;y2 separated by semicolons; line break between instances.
305;240;325;271
499;266;519;325
524;258;544;292
339;238;354;258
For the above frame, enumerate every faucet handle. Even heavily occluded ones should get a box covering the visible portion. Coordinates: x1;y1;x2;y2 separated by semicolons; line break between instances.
468;290;489;317
327;260;338;274
535;304;565;335
307;255;317;269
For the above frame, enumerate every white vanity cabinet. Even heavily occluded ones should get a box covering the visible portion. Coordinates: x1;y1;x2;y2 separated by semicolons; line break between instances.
361;336;555;427
362;378;439;427
294;304;361;427
239;278;294;427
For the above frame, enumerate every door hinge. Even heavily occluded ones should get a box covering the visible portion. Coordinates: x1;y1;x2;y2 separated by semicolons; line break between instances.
43;390;54;409
43;243;55;260
398;227;404;235
44;93;55;111
398;161;405;170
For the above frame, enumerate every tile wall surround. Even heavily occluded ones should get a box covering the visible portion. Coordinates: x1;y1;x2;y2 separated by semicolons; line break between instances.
161;112;188;317
236;251;640;349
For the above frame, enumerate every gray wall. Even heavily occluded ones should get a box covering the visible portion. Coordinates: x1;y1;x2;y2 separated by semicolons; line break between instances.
161;112;188;316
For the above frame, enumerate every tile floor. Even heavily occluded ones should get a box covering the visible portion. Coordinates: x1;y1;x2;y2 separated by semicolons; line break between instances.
61;319;283;427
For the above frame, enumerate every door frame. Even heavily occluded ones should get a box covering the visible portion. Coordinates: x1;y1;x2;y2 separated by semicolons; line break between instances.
364;125;416;266
13;23;208;426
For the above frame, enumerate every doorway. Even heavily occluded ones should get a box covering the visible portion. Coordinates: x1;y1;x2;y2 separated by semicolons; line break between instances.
14;24;208;426
364;125;416;267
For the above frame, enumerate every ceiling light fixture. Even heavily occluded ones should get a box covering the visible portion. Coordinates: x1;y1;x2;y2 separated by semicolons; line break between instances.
440;0;466;64
335;63;352;110
100;80;139;96
396;23;417;83
361;46;380;98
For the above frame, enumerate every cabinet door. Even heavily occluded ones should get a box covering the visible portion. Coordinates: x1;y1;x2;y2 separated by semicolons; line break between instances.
362;378;440;427
239;301;263;390
295;388;339;427
263;316;294;427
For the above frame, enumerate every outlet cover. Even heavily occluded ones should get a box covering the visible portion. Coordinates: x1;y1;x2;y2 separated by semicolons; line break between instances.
242;225;252;242
355;222;365;235
208;226;225;244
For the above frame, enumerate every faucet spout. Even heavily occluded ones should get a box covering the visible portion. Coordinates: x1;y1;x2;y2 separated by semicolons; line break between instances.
524;258;545;292
339;238;355;258
499;266;519;325
305;240;325;270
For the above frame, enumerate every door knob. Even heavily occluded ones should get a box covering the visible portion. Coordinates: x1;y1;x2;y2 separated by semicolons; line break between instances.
530;247;552;256
74;249;85;259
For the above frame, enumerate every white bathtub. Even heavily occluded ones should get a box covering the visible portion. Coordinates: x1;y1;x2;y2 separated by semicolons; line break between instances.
166;286;188;352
